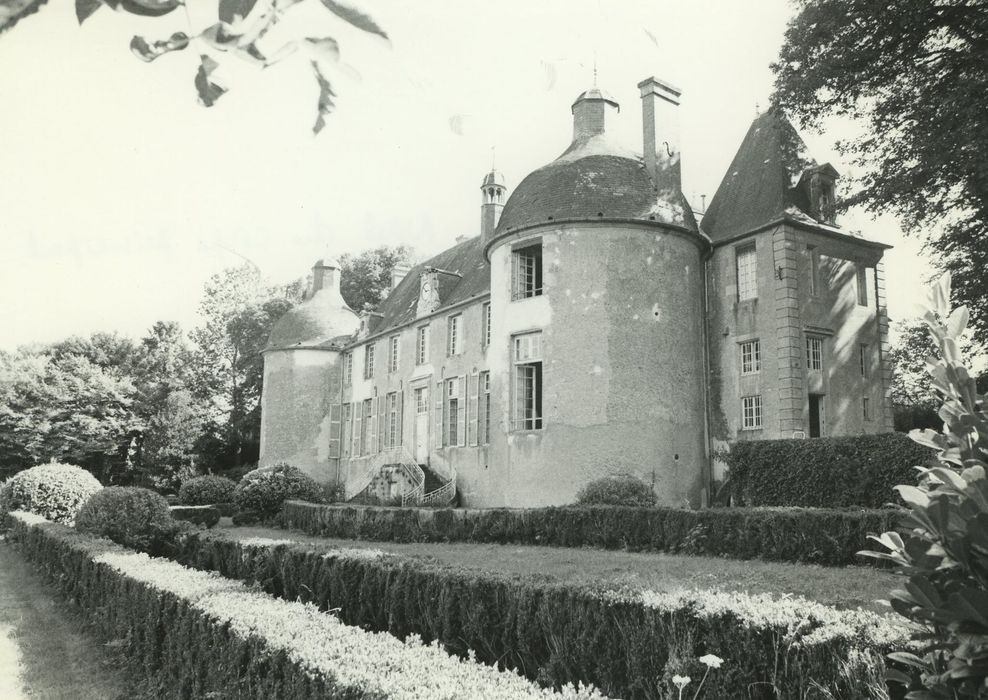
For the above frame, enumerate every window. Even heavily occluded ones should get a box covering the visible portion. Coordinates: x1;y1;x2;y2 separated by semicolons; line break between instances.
445;377;461;446
736;245;757;301
447;314;462;356
478;371;491;444
341;403;352;458
482;302;491;348
342;352;353;386
806;335;823;371
862;397;871;421
416;325;429;365
511;242;543;300
388;335;400;374
860;344;869;377
385;392;400;448
740;339;760;375
363;344;375;379
807;246;820;296
512;331;543;430
856;265;868;306
741;395;763;430
360;398;373;455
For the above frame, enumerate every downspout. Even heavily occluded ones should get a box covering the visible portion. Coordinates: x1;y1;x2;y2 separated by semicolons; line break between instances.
700;243;715;508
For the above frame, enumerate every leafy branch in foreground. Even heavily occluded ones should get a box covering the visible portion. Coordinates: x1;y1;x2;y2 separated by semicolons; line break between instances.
0;0;388;133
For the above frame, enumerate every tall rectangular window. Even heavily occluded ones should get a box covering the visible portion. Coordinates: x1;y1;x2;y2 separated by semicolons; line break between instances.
862;397;871;421
360;398;373;455
511;242;543;300
806;336;823;371
363;343;375;379
512;331;543;430
416;325;429;365
342;352;353;386
444;377;461;446
447;314;462;356
741;395;763;430
385;392;399;448
856;265;869;306
482;302;491;348
341;403;352;458
478;370;491;445
860;344;869;377
740;339;761;375
388;335;400;374
807;245;819;296
736;244;757;301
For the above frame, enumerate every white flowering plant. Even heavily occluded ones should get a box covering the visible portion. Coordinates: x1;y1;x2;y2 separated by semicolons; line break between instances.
0;462;102;525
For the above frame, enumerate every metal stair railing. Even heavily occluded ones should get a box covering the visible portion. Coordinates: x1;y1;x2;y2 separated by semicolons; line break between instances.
421;464;457;506
345;447;415;500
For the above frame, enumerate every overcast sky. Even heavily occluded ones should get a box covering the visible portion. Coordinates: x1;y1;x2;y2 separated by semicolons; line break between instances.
0;0;932;350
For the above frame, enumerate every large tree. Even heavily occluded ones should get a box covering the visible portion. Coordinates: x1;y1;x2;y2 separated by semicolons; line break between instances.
339;245;413;312
772;0;988;341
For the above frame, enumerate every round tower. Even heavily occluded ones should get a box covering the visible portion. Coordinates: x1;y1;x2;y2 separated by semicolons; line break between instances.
482;79;709;507
259;258;359;483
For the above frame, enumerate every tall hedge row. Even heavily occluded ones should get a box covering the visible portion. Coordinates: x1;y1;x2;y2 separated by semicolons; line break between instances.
170;530;902;700
282;501;899;567
723;433;936;508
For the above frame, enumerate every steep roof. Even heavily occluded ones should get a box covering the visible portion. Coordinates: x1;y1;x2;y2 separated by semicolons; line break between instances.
371;235;490;337
700;109;820;241
265;286;360;351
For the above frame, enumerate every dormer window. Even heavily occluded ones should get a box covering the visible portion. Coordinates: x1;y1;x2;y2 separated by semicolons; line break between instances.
800;164;840;226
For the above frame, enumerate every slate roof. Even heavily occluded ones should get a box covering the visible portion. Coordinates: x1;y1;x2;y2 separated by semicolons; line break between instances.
265;287;360;351
700;109;821;242
370;235;490;337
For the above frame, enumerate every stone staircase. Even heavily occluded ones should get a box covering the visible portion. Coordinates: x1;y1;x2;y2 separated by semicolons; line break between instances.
350;450;456;507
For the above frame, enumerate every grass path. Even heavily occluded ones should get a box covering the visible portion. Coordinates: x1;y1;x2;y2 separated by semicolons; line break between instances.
224;522;903;615
0;537;133;700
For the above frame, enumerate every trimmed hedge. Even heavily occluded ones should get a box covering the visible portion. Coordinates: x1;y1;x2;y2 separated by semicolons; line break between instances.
170;528;905;699
0;462;102;524
7;513;602;700
75;486;177;555
282;501;900;567
178;475;236;506
723;433;936;508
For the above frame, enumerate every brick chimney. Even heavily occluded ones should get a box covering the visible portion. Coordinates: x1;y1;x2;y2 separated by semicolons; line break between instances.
312;258;341;295
571;88;619;143
638;77;682;194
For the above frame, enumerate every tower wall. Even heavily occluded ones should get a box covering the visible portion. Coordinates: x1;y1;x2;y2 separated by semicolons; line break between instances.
482;222;707;507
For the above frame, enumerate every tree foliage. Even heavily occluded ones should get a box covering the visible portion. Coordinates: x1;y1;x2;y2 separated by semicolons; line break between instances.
0;0;388;133
338;245;413;312
772;0;988;341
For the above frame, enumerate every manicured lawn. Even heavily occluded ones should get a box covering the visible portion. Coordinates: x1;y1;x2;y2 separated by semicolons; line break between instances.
0;537;136;700
224;522;903;615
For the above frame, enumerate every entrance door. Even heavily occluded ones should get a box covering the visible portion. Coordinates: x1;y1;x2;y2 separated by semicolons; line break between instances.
808;394;825;438
414;386;429;464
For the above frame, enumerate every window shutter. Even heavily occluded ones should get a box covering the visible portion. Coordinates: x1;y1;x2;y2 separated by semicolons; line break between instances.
378;396;387;452
369;397;378;453
435;381;445;449
328;403;342;459
457;375;467;447
467;372;479;447
396;391;404;448
353;405;363;457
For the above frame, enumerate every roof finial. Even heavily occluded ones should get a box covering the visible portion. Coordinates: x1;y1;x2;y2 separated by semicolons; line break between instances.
593;52;598;86
491;145;496;170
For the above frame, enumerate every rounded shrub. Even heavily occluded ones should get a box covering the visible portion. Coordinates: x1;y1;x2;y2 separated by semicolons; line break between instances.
179;475;237;506
233;463;323;516
575;474;657;507
0;462;102;524
75;487;176;554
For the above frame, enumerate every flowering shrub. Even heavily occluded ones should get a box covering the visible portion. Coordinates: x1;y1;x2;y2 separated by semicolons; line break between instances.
862;274;988;698
178;475;237;506
0;462;102;524
7;512;603;699
233;463;322;516
168;528;906;698
575;474;657;507
75;487;178;555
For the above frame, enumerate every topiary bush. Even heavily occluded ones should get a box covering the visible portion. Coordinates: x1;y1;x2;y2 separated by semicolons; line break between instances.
233;463;323;516
0;462;102;525
75;486;178;555
179;475;237;506
575;474;657;507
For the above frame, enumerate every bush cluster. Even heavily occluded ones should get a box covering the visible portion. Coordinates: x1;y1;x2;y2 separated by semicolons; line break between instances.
75;487;178;555
722;432;936;508
178;475;237;506
0;462;102;524
575;474;656;507
233;463;322;515
167;528;903;699
283;501;898;567
8;513;602;700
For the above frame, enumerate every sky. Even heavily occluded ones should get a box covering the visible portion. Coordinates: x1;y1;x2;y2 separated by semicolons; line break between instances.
0;0;932;350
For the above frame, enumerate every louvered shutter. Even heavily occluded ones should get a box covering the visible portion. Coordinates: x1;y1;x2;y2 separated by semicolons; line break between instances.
353;403;363;456
328;403;342;459
396;391;404;448
457;375;467;447
378;396;387;452
435;380;445;449
467;372;479;446
369;397;378;453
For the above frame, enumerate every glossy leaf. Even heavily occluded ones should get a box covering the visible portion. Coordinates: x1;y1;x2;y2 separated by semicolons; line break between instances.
311;60;335;134
218;0;258;24
318;0;387;39
194;55;228;107
103;0;180;18
76;0;100;24
130;32;189;63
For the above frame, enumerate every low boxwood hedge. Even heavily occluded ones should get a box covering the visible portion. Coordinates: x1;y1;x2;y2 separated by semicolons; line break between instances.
282;501;900;567
722;433;936;508
169;529;905;699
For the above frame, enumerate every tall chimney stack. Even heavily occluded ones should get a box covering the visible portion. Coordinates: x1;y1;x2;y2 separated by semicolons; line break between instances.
638;77;682;194
312;258;341;296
